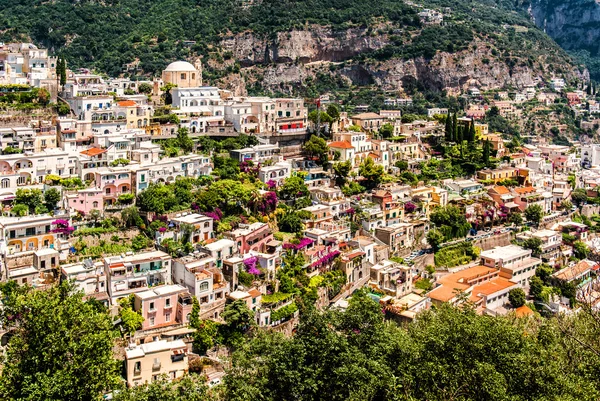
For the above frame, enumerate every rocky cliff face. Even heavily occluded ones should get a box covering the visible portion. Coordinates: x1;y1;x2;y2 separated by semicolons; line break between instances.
218;28;585;96
529;0;600;54
221;26;390;66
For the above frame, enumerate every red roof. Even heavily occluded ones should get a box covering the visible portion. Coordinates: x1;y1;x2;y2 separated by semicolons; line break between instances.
117;100;137;107
80;148;107;157
328;141;353;149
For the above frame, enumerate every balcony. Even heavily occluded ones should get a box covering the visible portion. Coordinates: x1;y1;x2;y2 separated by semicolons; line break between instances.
152;361;161;371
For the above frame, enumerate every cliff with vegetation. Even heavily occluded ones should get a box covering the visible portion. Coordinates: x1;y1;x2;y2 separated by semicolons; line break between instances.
0;0;588;95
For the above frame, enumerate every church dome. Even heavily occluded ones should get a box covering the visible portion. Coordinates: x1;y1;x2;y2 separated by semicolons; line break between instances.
164;61;196;72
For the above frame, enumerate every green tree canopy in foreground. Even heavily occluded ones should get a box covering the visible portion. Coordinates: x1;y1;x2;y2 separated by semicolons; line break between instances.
0;281;121;401
224;291;600;401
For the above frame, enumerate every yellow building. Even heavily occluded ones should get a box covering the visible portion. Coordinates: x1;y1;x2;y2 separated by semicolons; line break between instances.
0;214;58;255
161;60;202;88
125;340;188;387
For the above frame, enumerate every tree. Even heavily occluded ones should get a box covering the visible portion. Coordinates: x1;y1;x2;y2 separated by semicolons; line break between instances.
508;212;523;226
332;160;351;186
574;240;590;259
358;158;384;189
120;206;144;228
278;212;304;233
303;135;329;165
430;205;471;240
193;319;221;355
529;276;545;301
522;237;543;256
136;183;178;214
278;176;309;202
11;204;28;217
379;123;394;138
131;234;151;251
177;127;194;153
452;112;458;142
221;300;255;346
0;281;121;400
160;82;177;105
444;113;453;141
571;188;588;207
119;294;144;336
482;139;491;166
114;376;209;401
326;104;340;133
427;228;445;251
560;200;573;211
15;188;43;214
57;57;67;87
524;204;544;225
469;119;476;142
508;288;526;308
138;82;153;94
43;188;61;211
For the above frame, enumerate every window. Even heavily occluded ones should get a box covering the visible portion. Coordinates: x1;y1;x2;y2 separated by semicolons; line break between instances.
199;281;209;292
149;317;155;326
1;179;9;188
134;361;141;374
165;313;171;322
180;73;186;80
165;298;171;307
92;201;99;208
149;302;155;311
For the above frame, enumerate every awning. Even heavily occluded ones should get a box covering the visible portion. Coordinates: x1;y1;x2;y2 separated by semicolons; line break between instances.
503;202;519;208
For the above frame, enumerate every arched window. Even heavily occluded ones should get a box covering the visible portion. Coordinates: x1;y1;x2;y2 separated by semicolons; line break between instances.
191;73;196;80
105;188;111;195
1;179;9;188
92;201;99;208
199;281;209;292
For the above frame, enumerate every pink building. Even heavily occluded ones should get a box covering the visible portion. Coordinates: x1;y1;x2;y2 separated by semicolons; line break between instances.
94;169;133;206
226;222;273;254
65;188;104;214
133;284;193;331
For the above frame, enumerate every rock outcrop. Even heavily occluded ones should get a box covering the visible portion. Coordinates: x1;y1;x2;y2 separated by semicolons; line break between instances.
219;28;585;95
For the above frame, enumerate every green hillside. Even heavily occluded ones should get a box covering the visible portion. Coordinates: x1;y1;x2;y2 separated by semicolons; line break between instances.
0;0;583;81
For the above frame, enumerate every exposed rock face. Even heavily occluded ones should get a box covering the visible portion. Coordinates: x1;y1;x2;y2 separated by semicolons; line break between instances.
221;28;585;95
529;0;600;55
222;26;389;66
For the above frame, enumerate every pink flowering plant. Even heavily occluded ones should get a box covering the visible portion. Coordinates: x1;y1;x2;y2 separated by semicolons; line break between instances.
51;219;75;235
243;256;261;275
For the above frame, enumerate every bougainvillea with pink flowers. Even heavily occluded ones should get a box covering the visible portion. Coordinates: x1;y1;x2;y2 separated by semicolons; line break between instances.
266;180;277;189
311;250;341;269
51;219;75;235
203;207;223;221
404;202;417;213
243;256;261;275
283;237;314;250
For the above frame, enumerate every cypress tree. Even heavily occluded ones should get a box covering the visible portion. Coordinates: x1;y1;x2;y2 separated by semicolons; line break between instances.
452;113;458;142
483;139;491;166
58;57;67;87
445;113;453;142
469;118;476;142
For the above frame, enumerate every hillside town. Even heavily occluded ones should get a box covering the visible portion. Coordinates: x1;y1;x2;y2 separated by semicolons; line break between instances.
3;42;600;394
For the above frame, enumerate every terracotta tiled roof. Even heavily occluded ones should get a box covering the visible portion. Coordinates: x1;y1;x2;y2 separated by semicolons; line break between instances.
515;305;534;317
248;289;261;297
80;148;107;157
118;100;137;107
329;141;354;149
492;185;510;195
473;277;517;297
514;186;536;195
